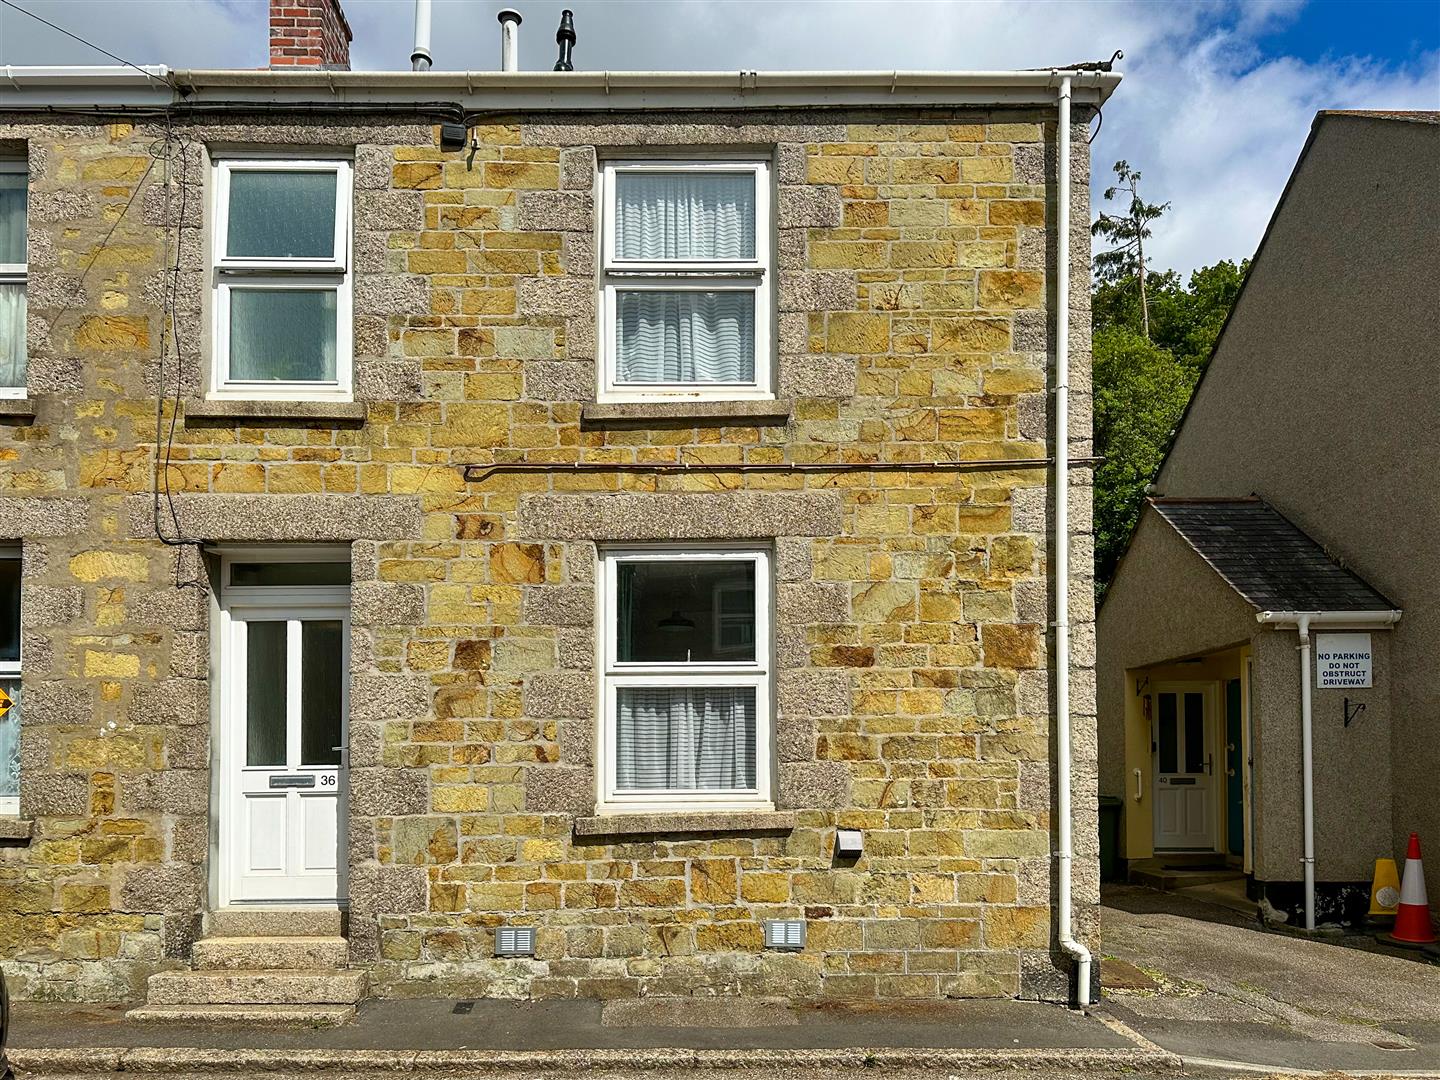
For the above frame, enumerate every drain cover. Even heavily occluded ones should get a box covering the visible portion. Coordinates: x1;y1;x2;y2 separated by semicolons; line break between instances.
452;1000;475;1014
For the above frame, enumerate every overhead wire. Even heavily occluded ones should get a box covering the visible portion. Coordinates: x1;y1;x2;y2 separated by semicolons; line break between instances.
0;0;169;86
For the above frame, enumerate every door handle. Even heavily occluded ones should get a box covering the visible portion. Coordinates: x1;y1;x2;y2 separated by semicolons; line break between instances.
1133;767;1142;801
1206;754;1213;776
1226;768;1236;778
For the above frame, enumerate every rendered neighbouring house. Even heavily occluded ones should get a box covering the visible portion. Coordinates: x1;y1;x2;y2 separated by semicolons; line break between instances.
1098;111;1437;929
0;0;1118;1014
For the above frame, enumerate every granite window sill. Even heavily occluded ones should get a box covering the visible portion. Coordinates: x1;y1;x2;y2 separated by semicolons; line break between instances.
0;819;34;842
183;398;368;425
0;397;37;420
573;810;797;838
581;400;793;428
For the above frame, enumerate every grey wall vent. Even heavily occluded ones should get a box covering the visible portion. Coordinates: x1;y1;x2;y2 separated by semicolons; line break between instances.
763;919;805;950
495;926;536;957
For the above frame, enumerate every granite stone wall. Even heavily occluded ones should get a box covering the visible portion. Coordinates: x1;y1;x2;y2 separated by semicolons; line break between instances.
0;107;1096;1002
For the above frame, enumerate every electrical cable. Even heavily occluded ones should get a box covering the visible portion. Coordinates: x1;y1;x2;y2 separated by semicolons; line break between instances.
0;0;169;86
150;109;197;552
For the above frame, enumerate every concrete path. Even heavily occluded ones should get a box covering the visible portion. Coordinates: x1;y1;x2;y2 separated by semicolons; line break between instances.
1103;883;1440;1075
7;996;1175;1078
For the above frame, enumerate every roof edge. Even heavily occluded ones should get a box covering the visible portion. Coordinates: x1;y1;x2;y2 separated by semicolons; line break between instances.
1;65;1121;111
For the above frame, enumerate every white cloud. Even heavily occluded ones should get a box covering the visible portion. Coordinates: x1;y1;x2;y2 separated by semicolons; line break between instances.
2;0;1434;275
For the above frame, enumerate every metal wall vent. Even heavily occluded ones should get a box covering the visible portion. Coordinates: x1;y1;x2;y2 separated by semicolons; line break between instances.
495;926;536;957
763;919;805;951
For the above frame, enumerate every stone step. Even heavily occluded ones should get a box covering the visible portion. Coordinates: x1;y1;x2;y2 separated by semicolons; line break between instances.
204;908;344;938
145;968;366;1006
126;1003;356;1027
192;936;350;971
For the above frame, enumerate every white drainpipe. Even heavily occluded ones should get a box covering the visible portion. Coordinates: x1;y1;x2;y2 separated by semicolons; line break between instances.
1052;72;1091;1008
410;0;432;71
1255;608;1401;930
498;10;522;73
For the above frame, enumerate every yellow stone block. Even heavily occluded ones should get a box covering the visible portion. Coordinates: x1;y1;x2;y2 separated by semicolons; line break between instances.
433;785;491;813
978;270;1044;311
960;157;1014;183
826;313;891;354
84;650;140;678
483;162;559;190
81;156;149;182
74;316;149;352
989;200;1046;227
932;318;1011;354
393;162;443;189
69;550;148;582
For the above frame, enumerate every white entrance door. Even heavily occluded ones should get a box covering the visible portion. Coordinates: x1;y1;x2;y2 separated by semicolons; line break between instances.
1153;684;1216;850
218;553;350;906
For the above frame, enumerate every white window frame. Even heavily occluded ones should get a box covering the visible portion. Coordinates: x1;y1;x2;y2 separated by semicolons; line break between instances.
597;544;772;813
0;544;20;816
0;158;27;399
209;155;353;401
599;159;772;402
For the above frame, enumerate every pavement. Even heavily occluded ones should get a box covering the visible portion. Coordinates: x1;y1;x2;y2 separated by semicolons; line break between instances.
10;886;1440;1078
8;996;1176;1078
1102;882;1440;1076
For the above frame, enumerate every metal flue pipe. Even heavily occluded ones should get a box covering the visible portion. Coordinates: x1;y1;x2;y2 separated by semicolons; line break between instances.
498;9;522;73
553;9;575;71
410;0;432;71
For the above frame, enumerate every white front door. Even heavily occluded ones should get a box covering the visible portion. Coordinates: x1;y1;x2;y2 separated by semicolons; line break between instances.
1153;684;1217;850
218;551;350;906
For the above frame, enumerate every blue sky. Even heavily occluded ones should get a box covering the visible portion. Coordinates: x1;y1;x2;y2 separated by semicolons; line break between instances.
2;0;1437;276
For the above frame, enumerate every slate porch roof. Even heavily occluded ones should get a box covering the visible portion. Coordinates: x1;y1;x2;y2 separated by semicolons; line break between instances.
1148;497;1396;613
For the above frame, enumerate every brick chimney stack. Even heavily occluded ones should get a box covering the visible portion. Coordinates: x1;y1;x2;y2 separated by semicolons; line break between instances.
270;0;353;69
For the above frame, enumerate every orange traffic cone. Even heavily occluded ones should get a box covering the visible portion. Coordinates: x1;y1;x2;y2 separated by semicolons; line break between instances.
1389;833;1437;946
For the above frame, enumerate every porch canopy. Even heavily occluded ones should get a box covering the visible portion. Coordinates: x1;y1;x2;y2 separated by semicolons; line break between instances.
1149;497;1395;614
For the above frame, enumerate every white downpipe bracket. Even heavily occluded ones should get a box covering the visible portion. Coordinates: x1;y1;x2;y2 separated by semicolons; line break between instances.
1052;73;1091;1008
410;0;433;71
1255;608;1401;930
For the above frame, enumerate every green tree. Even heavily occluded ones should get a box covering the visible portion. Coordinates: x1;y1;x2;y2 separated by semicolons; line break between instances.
1092;326;1200;588
1092;160;1170;339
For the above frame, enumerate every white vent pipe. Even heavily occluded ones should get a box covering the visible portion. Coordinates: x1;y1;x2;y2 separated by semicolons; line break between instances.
498;9;522;73
411;0;432;71
1052;72;1092;1010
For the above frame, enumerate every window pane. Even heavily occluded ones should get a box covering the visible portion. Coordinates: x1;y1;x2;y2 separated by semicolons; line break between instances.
617;560;756;663
0;678;18;802
301;620;343;766
0;170;25;265
0;283;24;389
231;562;351;587
229;289;337;383
1184;693;1205;774
615;686;756;790
615;171;756;261
616;290;754;384
227;169;338;260
0;558;17;663
1157;693;1177;775
246;621;288;767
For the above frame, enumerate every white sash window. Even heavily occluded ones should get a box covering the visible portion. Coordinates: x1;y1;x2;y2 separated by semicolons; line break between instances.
0;159;26;396
600;161;771;401
210;157;353;400
598;546;772;812
0;547;20;816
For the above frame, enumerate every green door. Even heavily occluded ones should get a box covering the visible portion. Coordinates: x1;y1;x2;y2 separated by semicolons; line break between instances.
1225;679;1244;857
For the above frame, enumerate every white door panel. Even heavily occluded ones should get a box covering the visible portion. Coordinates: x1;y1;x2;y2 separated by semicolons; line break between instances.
1153;685;1217;851
221;600;348;906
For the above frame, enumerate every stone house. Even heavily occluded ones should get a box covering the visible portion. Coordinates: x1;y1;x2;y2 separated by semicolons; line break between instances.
0;0;1118;1014
1098;112;1437;928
